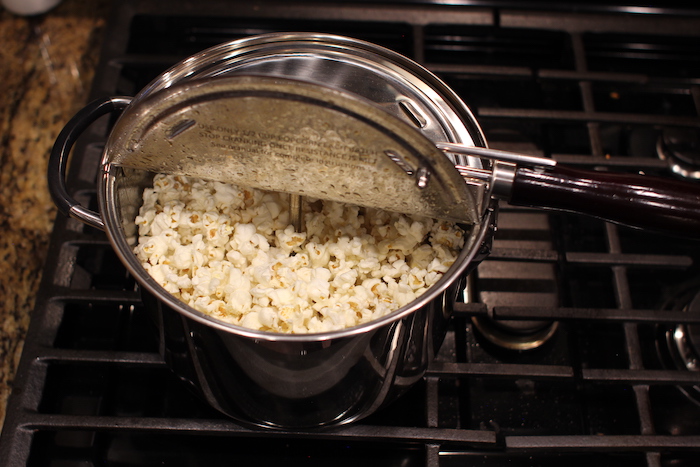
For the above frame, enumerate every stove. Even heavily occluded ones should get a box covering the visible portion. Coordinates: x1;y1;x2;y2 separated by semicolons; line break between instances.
2;1;700;465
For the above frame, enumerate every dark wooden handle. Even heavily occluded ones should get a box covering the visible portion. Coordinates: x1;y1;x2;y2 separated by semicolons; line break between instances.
509;166;700;238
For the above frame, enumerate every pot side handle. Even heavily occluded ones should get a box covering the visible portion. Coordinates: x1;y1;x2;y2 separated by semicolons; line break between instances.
509;165;700;238
48;96;132;231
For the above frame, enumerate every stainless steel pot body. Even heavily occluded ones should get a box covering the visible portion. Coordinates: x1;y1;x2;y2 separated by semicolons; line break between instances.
51;33;496;427
103;163;493;428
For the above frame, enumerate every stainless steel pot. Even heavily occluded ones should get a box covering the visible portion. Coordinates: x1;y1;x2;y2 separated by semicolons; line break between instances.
49;33;497;428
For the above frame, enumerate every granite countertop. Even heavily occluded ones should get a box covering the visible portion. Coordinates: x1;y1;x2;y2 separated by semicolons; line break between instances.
0;0;109;429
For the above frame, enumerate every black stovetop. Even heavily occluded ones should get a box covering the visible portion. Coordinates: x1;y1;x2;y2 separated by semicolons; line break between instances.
2;1;700;465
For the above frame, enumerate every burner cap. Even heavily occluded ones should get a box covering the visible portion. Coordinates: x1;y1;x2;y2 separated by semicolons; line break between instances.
670;292;700;372
657;128;700;179
471;316;558;351
658;284;700;406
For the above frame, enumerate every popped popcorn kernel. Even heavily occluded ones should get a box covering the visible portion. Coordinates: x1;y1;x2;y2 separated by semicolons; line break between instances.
134;173;465;334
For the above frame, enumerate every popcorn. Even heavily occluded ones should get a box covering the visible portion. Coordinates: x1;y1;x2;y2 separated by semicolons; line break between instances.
134;173;465;334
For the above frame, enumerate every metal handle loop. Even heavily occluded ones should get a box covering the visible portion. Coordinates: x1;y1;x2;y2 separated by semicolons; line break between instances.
48;96;132;230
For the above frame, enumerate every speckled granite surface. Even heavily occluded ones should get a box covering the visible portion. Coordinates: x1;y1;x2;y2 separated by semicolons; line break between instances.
0;0;109;428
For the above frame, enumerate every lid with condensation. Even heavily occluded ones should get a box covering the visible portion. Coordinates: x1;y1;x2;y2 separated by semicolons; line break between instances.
107;33;489;223
107;75;483;224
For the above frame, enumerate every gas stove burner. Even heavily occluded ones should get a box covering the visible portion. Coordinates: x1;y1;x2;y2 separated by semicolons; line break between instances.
657;281;700;406
471;316;559;351
657;128;700;179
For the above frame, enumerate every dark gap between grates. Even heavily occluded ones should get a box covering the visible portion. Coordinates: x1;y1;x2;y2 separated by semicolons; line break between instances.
616;229;700;257
69;244;136;291
627;268;700;311
126;15;415;59
649;385;700;434
461;377;583;435
423;25;574;70
479;119;594;156
540;122;593;155
475;120;546;155
584;32;700;78
569;321;630;369
37;361;218;419
116;62;180;97
591;82;697;116
596;124;662;159
551;213;610;253
437;75;584;111
53;301;156;352
562;266;618;309
27;432;428;467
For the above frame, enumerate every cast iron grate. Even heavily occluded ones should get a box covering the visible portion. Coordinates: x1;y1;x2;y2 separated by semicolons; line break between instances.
2;1;700;466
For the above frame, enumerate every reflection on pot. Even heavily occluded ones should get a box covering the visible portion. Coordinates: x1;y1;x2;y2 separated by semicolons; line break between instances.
145;279;463;427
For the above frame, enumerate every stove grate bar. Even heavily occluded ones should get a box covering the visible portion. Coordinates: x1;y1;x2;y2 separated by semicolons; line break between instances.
126;2;496;27
16;413;498;447
430;362;700;386
565;252;693;268
453;302;489;316
48;289;142;303
478;107;700;127
505;434;700;452
487;306;700;324
487;248;559;262
428;362;574;379
433;64;700;87
582;369;700;385
537;69;649;83
426;444;441;467
426;63;533;77
35;349;165;366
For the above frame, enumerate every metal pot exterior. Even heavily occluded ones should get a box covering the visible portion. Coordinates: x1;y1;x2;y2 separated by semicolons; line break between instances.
142;275;462;427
